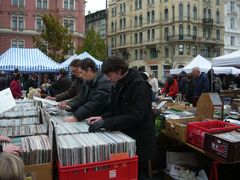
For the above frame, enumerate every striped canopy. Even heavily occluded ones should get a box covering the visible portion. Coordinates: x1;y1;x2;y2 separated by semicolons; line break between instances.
60;51;103;69
0;48;62;72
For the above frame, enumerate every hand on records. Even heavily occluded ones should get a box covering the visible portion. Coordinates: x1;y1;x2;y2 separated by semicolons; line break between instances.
88;119;104;132
3;144;22;155
58;101;71;110
64;116;78;123
46;96;56;101
0;135;12;142
86;116;103;125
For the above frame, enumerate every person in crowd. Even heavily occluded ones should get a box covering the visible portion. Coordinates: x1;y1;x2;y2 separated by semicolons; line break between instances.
191;67;209;106
87;56;155;179
9;73;23;99
160;75;178;99
179;71;187;97
207;69;222;93
148;72;159;94
46;59;83;102
0;71;8;91
185;73;195;103
48;69;72;96
59;58;112;122
0;152;25;180
0;136;22;155
26;73;38;93
140;72;157;102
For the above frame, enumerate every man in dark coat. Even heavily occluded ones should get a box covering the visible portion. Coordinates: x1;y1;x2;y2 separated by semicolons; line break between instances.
88;56;155;178
48;69;72;96
26;73;38;93
47;59;83;102
0;71;7;91
60;58;112;122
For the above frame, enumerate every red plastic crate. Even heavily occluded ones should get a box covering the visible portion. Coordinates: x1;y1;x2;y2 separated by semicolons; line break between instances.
187;120;240;148
58;156;138;180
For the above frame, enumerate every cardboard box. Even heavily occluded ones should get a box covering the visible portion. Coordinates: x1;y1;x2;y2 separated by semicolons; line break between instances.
25;162;52;180
165;116;203;143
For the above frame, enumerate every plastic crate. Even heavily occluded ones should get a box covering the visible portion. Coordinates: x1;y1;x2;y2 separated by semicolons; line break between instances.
58;156;138;180
187;120;239;148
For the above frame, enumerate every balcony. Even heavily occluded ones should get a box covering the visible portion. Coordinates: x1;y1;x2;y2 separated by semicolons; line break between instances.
167;35;197;41
202;18;213;26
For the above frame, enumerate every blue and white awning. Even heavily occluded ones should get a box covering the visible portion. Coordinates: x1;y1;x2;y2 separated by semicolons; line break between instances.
60;51;103;69
0;48;62;72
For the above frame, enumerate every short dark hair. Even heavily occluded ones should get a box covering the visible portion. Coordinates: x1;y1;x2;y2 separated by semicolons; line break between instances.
69;59;81;67
80;58;97;72
102;56;128;74
59;68;67;76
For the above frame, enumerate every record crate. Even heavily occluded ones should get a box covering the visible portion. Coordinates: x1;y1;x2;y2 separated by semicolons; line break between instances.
204;132;240;163
187;120;239;148
58;155;138;180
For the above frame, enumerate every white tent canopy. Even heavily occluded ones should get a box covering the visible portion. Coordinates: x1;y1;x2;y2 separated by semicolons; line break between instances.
170;55;240;75
170;55;211;74
212;49;240;67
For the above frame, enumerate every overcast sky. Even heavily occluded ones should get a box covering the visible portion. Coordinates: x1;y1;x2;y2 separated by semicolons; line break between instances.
85;0;106;14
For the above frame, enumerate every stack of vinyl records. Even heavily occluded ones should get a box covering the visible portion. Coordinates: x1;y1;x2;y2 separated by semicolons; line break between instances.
0;117;40;126
56;122;89;135
2;135;51;165
57;131;136;166
0;124;47;137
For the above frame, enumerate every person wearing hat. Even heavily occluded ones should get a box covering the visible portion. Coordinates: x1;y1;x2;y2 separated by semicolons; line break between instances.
48;69;72;96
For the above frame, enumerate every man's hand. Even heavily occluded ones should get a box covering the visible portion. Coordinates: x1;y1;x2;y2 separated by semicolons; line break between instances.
64;116;78;122
0;135;12;142
3;144;22;155
46;96;56;101
58;101;71;110
86;116;103;125
88;120;104;132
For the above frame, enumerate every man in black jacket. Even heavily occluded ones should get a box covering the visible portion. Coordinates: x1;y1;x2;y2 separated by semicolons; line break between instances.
88;56;155;178
0;71;7;91
60;58;112;122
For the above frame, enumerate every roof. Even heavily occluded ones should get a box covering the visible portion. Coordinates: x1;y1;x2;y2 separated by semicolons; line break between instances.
0;48;62;72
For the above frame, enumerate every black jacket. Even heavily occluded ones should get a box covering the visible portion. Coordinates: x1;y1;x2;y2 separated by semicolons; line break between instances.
55;78;82;102
69;72;111;121
49;77;72;96
0;76;8;91
102;68;155;162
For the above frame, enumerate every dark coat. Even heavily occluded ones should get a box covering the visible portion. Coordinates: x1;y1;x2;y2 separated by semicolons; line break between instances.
26;78;38;92
55;78;82;102
0;76;8;91
69;72;111;121
193;73;209;97
102;68;155;163
49;77;72;96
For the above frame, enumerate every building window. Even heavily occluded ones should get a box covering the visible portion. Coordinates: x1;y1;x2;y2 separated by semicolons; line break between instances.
150;66;158;79
151;10;155;23
139;32;143;43
152;29;155;40
216;0;219;5
193;26;197;39
172;6;175;21
208;9;211;18
193;7;197;20
216;10;220;24
150;48;157;58
165;47;169;58
147;29;150;41
163;65;171;79
164;8;168;21
216;29;220;40
207;28;211;39
192;45;197;57
230;17;235;29
11;39;24;48
179;44;184;55
230;36;235;45
179;24;183;39
187;44;191;55
36;0;48;9
203;8;206;18
135;0;142;10
165;27;169;40
139;49;143;60
115;21;117;31
172;25;175;36
134;16;138;27
123;18;126;29
179;3;183;21
12;0;24;7
123;34;126;45
64;0;74;10
111;37;114;48
12;16;24;31
230;1;235;12
147;11;150;24
135;49;138;60
36;17;44;31
187;25;191;36
111;22;114;32
64;18;75;32
134;33;138;44
120;35;123;46
187;4;190;20
120;19;123;30
139;15;143;27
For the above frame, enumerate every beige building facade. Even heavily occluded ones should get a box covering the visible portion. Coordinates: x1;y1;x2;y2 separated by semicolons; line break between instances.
108;0;224;79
